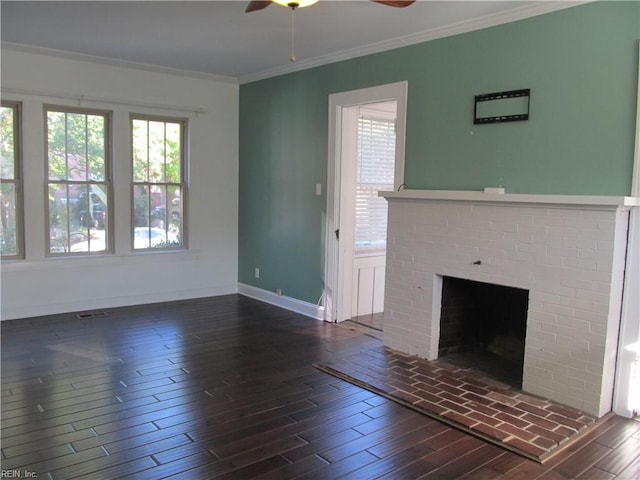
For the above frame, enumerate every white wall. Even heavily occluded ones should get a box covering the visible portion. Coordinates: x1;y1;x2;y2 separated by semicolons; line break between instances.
1;48;239;320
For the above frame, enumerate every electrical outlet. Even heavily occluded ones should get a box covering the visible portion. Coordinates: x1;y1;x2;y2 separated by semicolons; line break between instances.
254;267;260;279
315;183;322;196
276;288;283;296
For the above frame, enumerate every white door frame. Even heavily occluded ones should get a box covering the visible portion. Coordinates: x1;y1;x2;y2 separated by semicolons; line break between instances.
323;81;408;322
613;48;640;417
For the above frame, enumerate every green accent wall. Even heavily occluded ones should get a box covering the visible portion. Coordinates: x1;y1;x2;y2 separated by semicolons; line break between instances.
239;2;640;304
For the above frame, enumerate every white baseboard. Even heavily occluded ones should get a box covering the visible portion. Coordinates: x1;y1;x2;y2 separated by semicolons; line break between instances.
237;283;325;321
1;285;237;321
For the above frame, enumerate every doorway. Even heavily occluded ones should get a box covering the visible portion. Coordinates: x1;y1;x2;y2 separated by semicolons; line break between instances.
347;101;396;330
324;82;408;326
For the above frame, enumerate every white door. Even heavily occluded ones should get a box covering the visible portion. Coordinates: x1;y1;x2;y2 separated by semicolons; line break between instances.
324;82;408;323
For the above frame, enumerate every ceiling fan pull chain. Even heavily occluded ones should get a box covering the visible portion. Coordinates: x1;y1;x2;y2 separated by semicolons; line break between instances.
290;6;296;62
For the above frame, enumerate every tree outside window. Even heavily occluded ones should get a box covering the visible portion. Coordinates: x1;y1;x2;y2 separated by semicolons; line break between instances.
131;116;185;250
46;107;111;254
1;102;23;259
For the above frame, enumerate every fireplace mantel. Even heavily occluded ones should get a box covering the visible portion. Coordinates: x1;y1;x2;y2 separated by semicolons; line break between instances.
380;189;640;209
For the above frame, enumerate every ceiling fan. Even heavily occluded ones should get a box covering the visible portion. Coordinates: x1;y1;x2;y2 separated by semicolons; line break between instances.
245;1;416;14
245;0;416;61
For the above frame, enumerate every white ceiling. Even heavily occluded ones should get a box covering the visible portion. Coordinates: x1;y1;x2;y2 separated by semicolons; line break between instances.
1;1;579;83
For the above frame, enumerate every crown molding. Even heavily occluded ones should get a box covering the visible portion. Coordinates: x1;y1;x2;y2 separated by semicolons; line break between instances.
239;0;588;84
1;1;589;86
1;42;239;85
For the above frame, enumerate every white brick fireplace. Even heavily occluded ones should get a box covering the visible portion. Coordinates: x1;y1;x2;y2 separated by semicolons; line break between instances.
380;190;639;417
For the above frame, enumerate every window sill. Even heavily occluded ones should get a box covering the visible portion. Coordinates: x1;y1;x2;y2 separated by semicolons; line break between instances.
1;249;202;273
355;249;386;258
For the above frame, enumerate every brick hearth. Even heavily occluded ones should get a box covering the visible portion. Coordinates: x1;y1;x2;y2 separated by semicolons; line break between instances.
316;343;602;462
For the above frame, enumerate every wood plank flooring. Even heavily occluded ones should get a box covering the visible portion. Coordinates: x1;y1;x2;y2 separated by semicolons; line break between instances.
350;313;384;332
1;295;639;479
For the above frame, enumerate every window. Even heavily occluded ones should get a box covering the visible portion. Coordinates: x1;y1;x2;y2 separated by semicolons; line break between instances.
1;101;24;259
46;107;111;254
131;115;186;250
354;113;396;252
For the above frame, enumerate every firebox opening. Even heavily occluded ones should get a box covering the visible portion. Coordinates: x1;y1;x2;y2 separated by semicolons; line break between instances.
438;276;529;388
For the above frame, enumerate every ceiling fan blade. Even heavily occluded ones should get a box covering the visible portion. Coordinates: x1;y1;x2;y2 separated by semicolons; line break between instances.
372;0;416;7
245;1;273;13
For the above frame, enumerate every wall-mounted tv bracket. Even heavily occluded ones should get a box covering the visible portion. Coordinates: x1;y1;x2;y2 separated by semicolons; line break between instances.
474;88;530;124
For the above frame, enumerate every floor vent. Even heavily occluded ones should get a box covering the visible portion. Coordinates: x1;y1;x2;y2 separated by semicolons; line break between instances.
77;311;108;319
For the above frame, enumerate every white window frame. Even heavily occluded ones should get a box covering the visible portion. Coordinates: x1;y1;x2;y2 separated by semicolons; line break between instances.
44;105;113;256
355;107;396;254
1;101;25;260
130;114;187;251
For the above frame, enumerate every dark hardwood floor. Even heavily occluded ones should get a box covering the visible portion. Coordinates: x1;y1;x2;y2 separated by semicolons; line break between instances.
350;313;384;333
1;295;638;479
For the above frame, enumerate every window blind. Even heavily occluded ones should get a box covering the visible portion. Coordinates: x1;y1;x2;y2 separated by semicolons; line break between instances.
355;115;395;252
